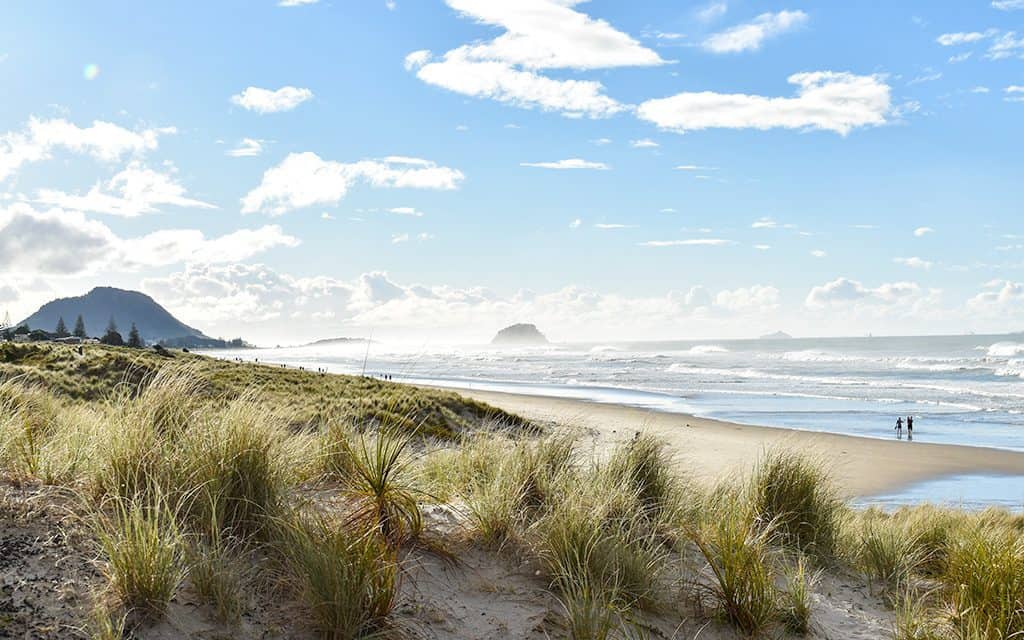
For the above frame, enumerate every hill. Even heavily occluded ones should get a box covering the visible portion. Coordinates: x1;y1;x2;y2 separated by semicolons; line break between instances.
760;330;794;339
491;323;548;345
19;287;205;344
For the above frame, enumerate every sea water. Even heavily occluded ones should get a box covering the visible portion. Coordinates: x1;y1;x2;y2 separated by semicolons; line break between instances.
204;333;1024;508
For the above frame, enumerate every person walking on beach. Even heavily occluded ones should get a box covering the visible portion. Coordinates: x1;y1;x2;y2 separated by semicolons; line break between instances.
895;416;903;436
907;415;913;434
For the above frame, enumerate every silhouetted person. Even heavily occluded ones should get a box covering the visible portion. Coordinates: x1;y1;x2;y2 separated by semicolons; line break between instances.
895;416;903;435
907;415;913;434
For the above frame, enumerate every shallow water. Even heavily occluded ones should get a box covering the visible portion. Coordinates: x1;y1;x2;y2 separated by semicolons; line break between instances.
854;474;1024;512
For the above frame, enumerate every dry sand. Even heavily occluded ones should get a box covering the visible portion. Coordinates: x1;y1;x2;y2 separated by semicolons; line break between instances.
450;388;1024;497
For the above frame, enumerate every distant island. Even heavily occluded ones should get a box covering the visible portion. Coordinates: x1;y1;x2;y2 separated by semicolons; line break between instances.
304;337;372;347
7;286;247;349
760;331;794;340
492;323;548;345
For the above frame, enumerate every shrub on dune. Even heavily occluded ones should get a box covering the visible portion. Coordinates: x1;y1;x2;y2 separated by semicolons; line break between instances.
945;524;1024;639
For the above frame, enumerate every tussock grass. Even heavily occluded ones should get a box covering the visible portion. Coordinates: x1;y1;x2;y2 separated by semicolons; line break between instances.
275;510;397;639
851;513;924;592
945;524;1024;639
691;496;779;637
174;398;292;540
780;556;818;636
346;427;424;547
95;494;184;618
750;449;844;559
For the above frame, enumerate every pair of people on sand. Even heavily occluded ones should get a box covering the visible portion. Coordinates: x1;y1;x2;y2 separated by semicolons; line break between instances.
895;415;913;435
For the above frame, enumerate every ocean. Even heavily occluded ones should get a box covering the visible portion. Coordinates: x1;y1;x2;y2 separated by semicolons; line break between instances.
205;332;1024;508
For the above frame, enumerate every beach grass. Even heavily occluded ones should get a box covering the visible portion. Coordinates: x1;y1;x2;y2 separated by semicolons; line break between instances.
2;341;1024;638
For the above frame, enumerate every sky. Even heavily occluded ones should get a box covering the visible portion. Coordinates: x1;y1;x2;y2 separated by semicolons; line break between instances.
1;0;1023;345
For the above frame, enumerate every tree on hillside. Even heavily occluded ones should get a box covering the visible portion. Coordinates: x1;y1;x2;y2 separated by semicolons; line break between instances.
101;327;124;346
55;317;69;338
106;316;118;335
127;322;142;348
73;315;87;338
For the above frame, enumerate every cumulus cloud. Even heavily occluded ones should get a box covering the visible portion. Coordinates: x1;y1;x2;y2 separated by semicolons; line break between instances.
637;71;892;135
520;158;609;170
993;0;1024;9
805;278;938;315
810;249;827;258
0;117;174;181
936;31;992;46
914;226;935;237
935;28;1024;61
241;152;464;215
34;161;216;217
967;280;1024;316
388;206;424;217
404;0;666;118
141;262;783;343
594;223;634;229
0;203;296;276
230;86;313;113
702;10;808;53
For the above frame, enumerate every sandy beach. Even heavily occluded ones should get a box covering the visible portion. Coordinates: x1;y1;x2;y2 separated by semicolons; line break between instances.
448;388;1024;497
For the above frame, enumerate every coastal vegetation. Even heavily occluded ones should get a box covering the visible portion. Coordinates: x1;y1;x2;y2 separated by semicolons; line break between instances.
0;342;1022;638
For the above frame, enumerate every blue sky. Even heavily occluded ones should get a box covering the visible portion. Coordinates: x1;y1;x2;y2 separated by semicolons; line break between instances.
1;0;1022;343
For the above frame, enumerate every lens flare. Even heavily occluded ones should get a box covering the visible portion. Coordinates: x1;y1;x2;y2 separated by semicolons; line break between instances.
83;64;100;80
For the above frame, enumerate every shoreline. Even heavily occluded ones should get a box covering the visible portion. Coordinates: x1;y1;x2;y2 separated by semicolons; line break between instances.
438;386;1024;497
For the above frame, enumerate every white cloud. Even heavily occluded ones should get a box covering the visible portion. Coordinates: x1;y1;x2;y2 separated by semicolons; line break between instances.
971;86;991;93
630;138;659;148
714;285;780;312
439;0;666;70
697;2;728;23
241;152;465;215
594;223;635;229
391;233;410;244
993;0;1024;9
590;138;613;145
936;31;990;46
894;256;933;269
0;117;173;181
122;225;300;268
914;226;935;237
810;249;827;258
751;217;778;229
230;86;313;114
226;138;265;157
0;203;294;276
660;208;676;213
675;164;717;171
967;280;1024;317
637;71;892;136
410;51;627;119
569;218;582;229
909;70;942;85
520;158;609;170
805;277;935;312
321;212;334;220
754;244;771;250
405;0;666;118
948;52;973;63
1006;85;1024;102
388;206;424;217
639;238;733;247
279;0;318;5
987;31;1024;59
702;10;808;53
34;161;216;217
